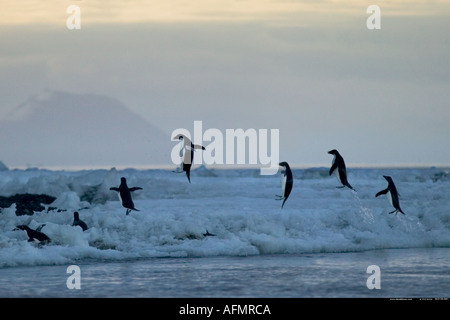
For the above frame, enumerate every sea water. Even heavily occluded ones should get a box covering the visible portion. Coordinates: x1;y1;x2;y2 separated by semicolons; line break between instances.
0;248;449;297
0;166;449;297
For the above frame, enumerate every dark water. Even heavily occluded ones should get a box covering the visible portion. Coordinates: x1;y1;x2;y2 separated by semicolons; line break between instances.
0;248;449;298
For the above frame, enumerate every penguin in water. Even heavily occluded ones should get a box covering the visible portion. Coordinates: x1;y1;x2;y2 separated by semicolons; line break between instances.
275;161;293;208
13;225;51;244
72;211;88;231
173;134;205;183
376;176;405;215
110;177;143;215
328;149;355;191
203;230;215;237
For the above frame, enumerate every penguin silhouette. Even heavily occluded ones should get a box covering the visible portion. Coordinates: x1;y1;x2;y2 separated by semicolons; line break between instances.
173;134;205;183
110;177;143;215
376;175;405;215
14;225;51;244
328;149;355;191
72;211;88;231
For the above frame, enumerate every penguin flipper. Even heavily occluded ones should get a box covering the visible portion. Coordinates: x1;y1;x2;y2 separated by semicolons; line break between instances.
110;187;120;192
193;144;205;150
329;162;337;176
376;188;389;197
129;187;143;192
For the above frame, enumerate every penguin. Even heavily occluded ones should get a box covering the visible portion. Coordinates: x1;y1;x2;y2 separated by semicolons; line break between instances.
110;177;143;215
13;225;51;244
275;161;293;208
376;175;405;215
203;230;216;237
72;211;88;231
328;149;355;191
173;134;205;183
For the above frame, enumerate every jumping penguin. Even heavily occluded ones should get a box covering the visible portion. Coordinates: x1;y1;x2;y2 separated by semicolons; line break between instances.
110;177;143;215
376;175;405;215
275;161;293;208
173;134;206;183
328;149;355;191
13;225;51;244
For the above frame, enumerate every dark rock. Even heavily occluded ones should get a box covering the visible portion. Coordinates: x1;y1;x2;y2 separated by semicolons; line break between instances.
0;193;56;216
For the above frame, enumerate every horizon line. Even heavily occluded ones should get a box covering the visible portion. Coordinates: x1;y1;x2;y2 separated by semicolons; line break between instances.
4;162;450;172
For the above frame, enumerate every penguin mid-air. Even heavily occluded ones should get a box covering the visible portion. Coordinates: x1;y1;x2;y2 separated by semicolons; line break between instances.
13;225;51;244
275;161;293;208
110;177;143;215
376;175;405;215
173;134;206;183
72;211;88;231
328;149;355;191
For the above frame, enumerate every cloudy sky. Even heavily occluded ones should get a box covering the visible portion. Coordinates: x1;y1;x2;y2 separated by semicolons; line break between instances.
1;1;449;169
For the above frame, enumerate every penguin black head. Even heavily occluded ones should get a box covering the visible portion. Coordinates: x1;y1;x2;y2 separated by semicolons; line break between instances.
174;134;184;141
279;161;288;167
383;175;393;183
74;211;80;220
328;149;339;155
13;225;30;232
120;177;127;183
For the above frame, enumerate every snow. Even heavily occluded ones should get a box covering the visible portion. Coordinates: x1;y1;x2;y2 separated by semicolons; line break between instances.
0;166;449;268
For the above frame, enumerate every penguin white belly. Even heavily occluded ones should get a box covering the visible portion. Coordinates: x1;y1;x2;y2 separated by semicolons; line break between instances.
281;174;287;197
386;191;393;207
118;192;123;206
334;169;343;185
331;156;343;185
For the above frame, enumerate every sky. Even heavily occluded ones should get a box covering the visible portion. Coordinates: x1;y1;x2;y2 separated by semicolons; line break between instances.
1;1;449;169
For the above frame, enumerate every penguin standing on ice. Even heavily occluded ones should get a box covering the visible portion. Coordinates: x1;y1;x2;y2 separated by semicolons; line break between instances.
328;149;355;191
110;177;143;215
173;134;205;183
376;175;405;215
72;211;88;231
275;161;293;208
13;225;51;244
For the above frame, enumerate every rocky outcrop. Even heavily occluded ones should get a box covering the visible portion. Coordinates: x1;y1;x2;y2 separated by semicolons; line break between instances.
0;193;56;216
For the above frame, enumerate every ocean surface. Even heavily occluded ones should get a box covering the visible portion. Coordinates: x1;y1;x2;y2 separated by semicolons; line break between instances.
0;166;449;298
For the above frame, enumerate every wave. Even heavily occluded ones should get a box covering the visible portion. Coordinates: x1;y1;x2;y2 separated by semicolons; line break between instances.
0;166;449;267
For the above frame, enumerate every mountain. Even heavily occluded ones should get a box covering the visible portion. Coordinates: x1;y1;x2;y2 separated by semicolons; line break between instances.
0;91;171;169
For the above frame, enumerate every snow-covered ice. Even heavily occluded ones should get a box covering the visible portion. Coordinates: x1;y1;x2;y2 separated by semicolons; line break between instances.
0;165;449;268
